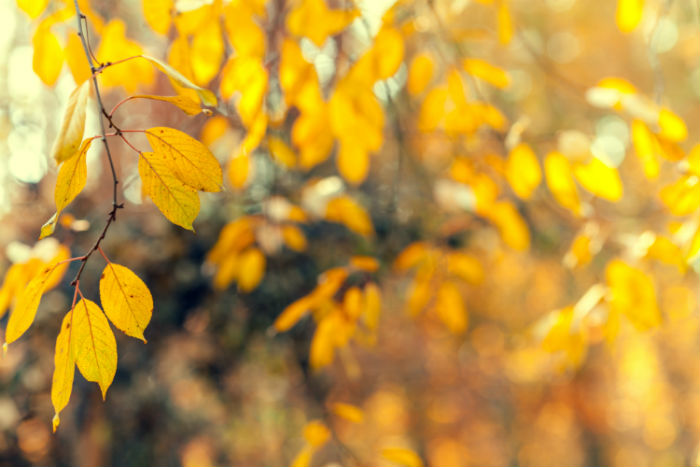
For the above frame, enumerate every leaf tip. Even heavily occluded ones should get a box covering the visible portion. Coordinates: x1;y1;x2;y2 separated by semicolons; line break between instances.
52;413;60;432
2;342;6;356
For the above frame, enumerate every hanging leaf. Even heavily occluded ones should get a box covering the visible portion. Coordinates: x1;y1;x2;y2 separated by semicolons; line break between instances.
100;263;153;342
141;54;218;106
506;143;541;200
51;311;75;432
139;151;200;231
145;127;223;192
32;23;64;85
51;80;90;163
131;95;207;115
142;0;173;35
71;298;117;399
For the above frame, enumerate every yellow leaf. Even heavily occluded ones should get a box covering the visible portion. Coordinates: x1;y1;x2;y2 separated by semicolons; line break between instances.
573;157;623;201
145;127;223;192
363;283;381;330
496;0;513;45
407;53;434;96
350;256;379;272
141;54;217;107
17;0;49;18
303;420;330;447
65;33;91;86
32;24;64;86
286;0;359;46
143;0;173;35
658;107;687;143
506;143;541;200
282;225;307;252
325;195;374;236
434;280;468;334
352;27;405;82
408;275;432;316
462;58;510;89
605;259;661;329
310;313;338;369
220;56;268;127
418;86;447;132
646;235;685;273
630;119;660;179
96;20;155;94
139;151;200;231
100;263;153;342
446;252;484;284
274;295;315;332
237;247;266;292
331;402;364;423
132;95;206;116
659;175;700;216
173;3;212;35
228;152;251;190
382;447;424;467
212;254;239;290
55;137;91;213
394;242;429;271
0;263;28;319
487;201;530;251
190;19;224;85
268;137;297;169
51;80;90;163
51;311;75;432
337;140;370;185
200;116;229;147
71;298;117;399
207;217;257;264
329;81;384;153
687;223;700;262
544;151;581;215
290;445;314;467
224;3;267;58
6;260;68;344
279;38;320;108
616;0;644;33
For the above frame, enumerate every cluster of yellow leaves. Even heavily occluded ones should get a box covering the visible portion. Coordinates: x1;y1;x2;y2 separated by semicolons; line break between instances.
52;261;153;431
274;257;381;369
394;242;485;334
206;199;308;292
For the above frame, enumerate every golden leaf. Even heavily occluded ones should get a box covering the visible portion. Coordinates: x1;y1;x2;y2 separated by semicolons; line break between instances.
51;80;90;163
65;32;91;85
17;0;49;18
462;58;510;89
506;143;541;200
325;195;374;236
51;312;75;432
141;54;217;106
605;259;661;330
573;157;623;201
382;447;424;467
544;151;581;215
434;280;468;334
132;95;206;116
100;263;153;342
303;420;330;447
71;298;117;399
407;53;434;96
616;0;644;33
143;0;173;35
32;23;64;86
237;247;265;292
286;0;358;46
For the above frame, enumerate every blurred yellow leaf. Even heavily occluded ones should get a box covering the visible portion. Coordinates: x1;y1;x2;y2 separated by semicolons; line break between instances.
32;23;64;86
446;252;484;284
363;282;381;331
17;0;49;18
337;140;370;185
65;33;91;85
630;119;660;179
268;137;297;168
616;0;644;33
331;402;364;423
97;20;154;93
646;235;685;273
573;158;623;201
506;143;541;200
544;151;581;215
407;53;434;96
325;195;374;236
142;0;173;35
72;298;117;399
658;107;687;143
100;263;153;342
487;201;530;251
434;280;468;334
190;19;224;85
142;54;217;106
394;242;430;271
382;447;424;467
237;248;266;292
303;420;330;447
462;58;510;88
220;56;268;127
228;153;252;190
286;0;358;46
605;259;661;330
282;225;307;252
496;0;513;45
132;94;206;116
659;175;700;216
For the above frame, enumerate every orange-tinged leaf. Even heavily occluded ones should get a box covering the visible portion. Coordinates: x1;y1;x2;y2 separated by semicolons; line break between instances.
331;402;364;423
394;242;430;271
6;260;68;344
100;263;153;342
71;298;117;399
310;313;338;369
434;280;468;334
138;151;200;231
51;80;90;163
616;0;644;33
190;19;224;85
350;256;379;272
659;175;700;216
0;263;27;319
143;0;173;35
487;201;530;251
17;0;49;18
407;53;434;96
544;151;581;215
446;252;484;284
207;217;257;264
325;195;374;236
343;286;363;320
145;127;223;192
303;420;330;447
605;259;661;329
33;24;64;86
506;143;541;200
408;275;432;316
658;108;687;142
382;447;424;467
573;158;623;201
496;0;513;45
237;247;265;292
290;445;314;467
462;58;510;88
268;137;297;168
52;311;75;432
228;152;252;190
65;32;91;85
630;119;660;179
141;54;217;106
282;225;307;252
337;140;370;185
363;282;381;330
274;295;315;332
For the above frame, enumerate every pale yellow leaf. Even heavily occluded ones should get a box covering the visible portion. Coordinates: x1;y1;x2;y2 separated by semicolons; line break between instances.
139;151;200;230
100;263;153;342
630;119;660;179
51;80;90;163
132;95;206;115
141;54;218;106
17;0;49;18
659;175;700;216
71;298;117;399
32;24;64;86
145;127;223;192
51;311;75;432
605;259;661;329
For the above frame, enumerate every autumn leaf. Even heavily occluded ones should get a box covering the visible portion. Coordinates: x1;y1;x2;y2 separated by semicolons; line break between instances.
17;0;49;18
382;447;424;467
145;127;223;192
100;263;153;342
51;80;90;163
141;55;218;106
138;151;200;230
462;58;510;89
52;311;75;432
573;157;623;201
236;247;265;292
407;53;434;96
286;0;358;46
331;403;364;423
142;0;173;35
616;0;644;33
131;95;208;116
71;298;117;399
506;143;541;200
32;22;64;86
544;151;581;215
